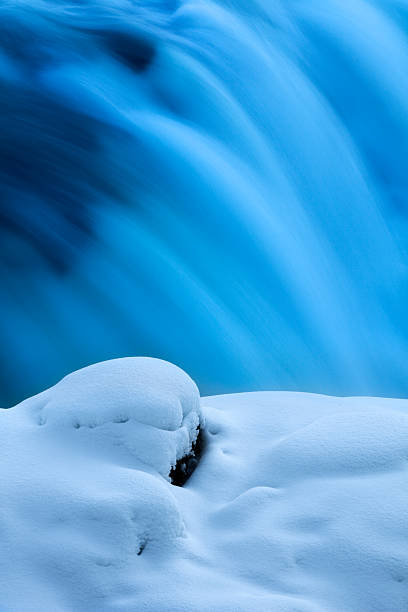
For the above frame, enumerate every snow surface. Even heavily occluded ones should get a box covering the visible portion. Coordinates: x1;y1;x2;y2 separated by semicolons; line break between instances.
1;358;408;611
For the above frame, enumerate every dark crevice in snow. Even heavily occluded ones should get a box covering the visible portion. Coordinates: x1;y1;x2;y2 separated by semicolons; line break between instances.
137;540;147;556
169;426;203;487
113;415;129;423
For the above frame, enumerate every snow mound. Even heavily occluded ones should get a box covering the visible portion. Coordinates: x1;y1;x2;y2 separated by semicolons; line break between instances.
1;363;408;611
0;358;202;611
197;393;408;612
22;356;202;477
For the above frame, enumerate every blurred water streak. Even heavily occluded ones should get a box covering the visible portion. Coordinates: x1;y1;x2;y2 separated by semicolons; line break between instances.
1;0;408;404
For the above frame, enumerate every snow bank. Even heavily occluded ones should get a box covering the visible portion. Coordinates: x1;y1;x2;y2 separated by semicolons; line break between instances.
0;357;202;610
1;359;407;611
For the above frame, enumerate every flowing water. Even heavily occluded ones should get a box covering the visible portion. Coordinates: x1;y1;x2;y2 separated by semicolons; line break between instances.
1;0;408;405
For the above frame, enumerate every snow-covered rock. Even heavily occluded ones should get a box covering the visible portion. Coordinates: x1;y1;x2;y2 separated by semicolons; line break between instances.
0;357;202;610
31;356;202;477
1;359;407;611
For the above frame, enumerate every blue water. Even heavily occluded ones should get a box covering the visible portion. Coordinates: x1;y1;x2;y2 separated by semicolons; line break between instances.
1;0;408;405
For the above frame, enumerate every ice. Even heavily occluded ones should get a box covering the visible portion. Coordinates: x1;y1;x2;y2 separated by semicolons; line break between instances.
1;359;407;610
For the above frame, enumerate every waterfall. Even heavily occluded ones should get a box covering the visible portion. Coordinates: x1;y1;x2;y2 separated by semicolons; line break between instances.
1;0;408;404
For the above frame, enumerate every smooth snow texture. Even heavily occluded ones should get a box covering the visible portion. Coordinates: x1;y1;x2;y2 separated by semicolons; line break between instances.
1;358;408;611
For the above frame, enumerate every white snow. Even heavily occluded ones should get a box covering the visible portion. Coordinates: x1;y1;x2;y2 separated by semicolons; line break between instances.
1;358;408;611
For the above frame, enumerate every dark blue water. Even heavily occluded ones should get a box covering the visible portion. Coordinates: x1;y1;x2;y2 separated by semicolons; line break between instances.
1;0;408;405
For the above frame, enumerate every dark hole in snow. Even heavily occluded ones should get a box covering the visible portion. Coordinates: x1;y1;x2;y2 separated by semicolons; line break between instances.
137;540;146;556
169;426;203;487
113;415;129;423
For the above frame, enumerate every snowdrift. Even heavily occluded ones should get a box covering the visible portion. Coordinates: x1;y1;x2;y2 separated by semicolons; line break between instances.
1;357;407;611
